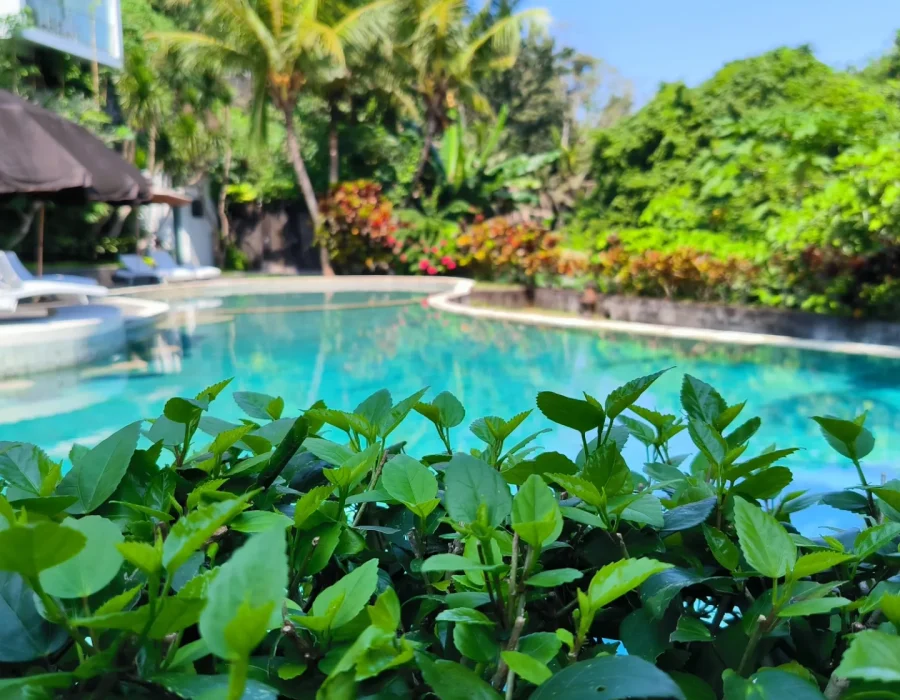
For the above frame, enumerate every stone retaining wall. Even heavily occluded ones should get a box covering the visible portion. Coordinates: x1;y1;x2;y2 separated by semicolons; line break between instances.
467;288;900;347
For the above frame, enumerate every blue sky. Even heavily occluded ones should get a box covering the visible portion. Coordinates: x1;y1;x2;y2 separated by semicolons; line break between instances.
528;0;900;105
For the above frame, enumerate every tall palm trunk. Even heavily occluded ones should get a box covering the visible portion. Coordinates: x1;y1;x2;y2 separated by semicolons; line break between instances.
328;98;340;187
282;105;334;276
216;108;233;267
407;111;437;205
147;124;157;176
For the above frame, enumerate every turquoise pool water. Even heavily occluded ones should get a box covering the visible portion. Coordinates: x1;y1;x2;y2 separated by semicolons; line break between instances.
2;291;898;534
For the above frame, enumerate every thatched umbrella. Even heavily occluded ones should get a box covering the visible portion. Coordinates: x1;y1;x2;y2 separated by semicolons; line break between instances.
0;90;152;273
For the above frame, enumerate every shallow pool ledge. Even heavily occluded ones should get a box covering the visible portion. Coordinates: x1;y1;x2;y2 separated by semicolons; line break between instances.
0;305;127;378
427;288;900;359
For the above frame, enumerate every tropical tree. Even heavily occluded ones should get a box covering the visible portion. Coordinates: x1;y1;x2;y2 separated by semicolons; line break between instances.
153;0;397;274
117;48;172;175
400;0;548;200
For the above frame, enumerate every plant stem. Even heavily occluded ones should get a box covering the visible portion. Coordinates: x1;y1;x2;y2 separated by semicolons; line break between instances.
228;657;249;700
507;533;519;628
477;542;505;625
31;579;95;656
852;457;877;519
505;668;516;700
737;614;768;676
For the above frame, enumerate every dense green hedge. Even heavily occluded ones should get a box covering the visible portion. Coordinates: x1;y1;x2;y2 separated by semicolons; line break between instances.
572;45;900;318
1;372;899;698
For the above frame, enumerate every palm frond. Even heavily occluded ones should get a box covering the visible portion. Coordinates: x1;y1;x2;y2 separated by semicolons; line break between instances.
455;8;547;73
333;0;398;52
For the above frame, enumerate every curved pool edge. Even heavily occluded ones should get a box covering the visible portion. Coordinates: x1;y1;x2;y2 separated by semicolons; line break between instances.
427;286;900;359
112;274;900;359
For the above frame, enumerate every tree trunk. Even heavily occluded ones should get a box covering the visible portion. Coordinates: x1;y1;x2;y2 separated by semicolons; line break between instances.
3;201;39;250
216;109;233;267
328;98;340;187
407;111;437;205
282;105;333;276
147;124;157;176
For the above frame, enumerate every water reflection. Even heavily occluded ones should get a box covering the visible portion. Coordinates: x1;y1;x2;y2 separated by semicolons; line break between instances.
2;294;898;494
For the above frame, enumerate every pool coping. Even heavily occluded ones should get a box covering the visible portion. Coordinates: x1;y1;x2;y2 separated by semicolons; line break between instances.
96;274;900;360
427;285;900;359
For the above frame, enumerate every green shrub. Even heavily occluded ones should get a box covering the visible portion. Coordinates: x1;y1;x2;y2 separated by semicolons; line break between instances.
1;372;898;699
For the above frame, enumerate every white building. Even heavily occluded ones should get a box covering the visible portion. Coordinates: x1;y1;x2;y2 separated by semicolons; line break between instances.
0;0;123;68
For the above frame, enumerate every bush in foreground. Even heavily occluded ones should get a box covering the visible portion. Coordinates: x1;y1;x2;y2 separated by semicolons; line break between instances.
0;372;898;699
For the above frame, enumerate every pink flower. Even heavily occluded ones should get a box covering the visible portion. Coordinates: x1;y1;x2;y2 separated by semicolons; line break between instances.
386;236;397;246
431;246;440;255
400;253;408;263
419;259;430;271
427;266;438;275
446;260;457;270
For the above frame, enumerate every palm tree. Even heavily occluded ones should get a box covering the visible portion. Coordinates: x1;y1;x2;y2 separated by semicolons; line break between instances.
153;0;396;275
117;48;172;175
400;0;548;200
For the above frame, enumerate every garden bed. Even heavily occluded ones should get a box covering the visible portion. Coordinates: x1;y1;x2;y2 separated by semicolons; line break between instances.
467;286;900;347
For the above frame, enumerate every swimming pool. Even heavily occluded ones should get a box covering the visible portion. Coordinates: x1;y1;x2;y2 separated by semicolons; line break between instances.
2;290;898;534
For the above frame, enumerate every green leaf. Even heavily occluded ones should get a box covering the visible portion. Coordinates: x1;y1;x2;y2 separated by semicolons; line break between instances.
589;558;673;611
0;571;68;661
722;669;825;699
210;424;255;455
164;397;205;424
167;639;211;670
0;522;85;579
777;597;851;617
681;375;727;423
117;541;162;574
39;516;124;598
199;527;287;660
380;387;429;438
502;650;552;685
728;449;800;481
661;498;716;534
382;455;438;510
526;569;584;588
536;392;604;432
512;474;562;547
444;453;512;528
56;422;142;514
614;492;664;528
670;616;713;642
813;416;875;461
151;673;277;699
0;672;73;696
531;656;686;700
293;486;332;529
792;551;856;579
641;568;708;619
454;624;499;663
621;606;669;662
196;378;232;402
302;438;354;466
367;587;401;632
310;559;379;630
417;654;502;700
436;608;495;626
355;389;393;427
0;443;54;496
733;466;794;500
519;632;562;664
733;498;796;579
703;525;740;571
421;554;497;573
95;585;142;615
605;370;668;420
547;473;603;508
688;419;727;466
433;391;466;428
854;522;900;560
162;493;253;573
234;391;283;421
835;630;900;682
230;510;293;533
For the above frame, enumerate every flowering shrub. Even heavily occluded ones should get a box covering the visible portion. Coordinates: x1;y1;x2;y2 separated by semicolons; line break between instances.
457;217;563;282
317;180;401;273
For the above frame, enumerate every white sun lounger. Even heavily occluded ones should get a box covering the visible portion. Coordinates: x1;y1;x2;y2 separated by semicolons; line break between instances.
0;251;108;308
4;251;101;288
150;250;221;281
113;254;166;285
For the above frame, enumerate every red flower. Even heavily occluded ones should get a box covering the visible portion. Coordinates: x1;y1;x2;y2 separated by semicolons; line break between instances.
446;260;457;270
386;236;397;246
418;259;430;271
427;266;438;275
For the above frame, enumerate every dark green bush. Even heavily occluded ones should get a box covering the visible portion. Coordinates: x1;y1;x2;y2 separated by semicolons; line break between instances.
1;372;898;699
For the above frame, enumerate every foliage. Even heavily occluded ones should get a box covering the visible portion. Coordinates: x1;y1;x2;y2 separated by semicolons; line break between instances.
456;217;563;282
1;371;899;699
317;180;401;273
570;46;900;317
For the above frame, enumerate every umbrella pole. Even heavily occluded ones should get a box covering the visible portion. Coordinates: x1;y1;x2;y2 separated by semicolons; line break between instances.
36;202;45;277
